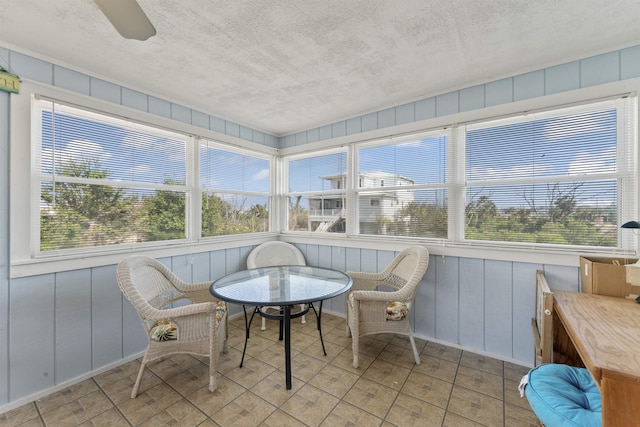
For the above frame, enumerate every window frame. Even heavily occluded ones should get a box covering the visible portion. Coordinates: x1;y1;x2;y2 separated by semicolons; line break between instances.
354;130;451;239
34;97;195;253
197;137;273;238
282;147;348;234
460;98;636;251
280;94;638;255
11;80;640;276
10;81;277;276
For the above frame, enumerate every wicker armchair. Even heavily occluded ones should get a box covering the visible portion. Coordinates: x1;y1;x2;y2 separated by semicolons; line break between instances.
116;256;228;398
247;241;307;330
346;246;429;368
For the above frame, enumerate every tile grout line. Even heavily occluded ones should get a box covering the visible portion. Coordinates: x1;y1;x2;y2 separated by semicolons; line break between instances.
91;377;134;427
440;351;463;427
3;315;537;426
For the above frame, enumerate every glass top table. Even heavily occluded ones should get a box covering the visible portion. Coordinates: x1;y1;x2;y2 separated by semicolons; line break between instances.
210;265;352;389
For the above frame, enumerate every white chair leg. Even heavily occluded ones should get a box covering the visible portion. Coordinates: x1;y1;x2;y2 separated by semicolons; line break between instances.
352;334;360;368
409;334;421;365
209;354;218;393
301;304;306;324
131;361;146;398
261;316;267;330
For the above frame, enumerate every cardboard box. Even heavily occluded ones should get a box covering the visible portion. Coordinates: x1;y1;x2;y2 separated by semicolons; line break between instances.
626;264;640;288
580;256;639;298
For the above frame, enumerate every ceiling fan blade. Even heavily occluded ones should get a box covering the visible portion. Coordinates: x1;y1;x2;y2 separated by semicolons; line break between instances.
94;0;156;41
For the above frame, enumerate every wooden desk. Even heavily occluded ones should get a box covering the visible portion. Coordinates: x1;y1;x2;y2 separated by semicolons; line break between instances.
553;291;640;427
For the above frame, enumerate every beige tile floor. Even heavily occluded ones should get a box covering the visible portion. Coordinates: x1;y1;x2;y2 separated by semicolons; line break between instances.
0;313;540;426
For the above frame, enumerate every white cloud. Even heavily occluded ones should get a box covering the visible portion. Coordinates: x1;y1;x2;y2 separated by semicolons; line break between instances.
540;111;611;142
122;131;185;162
397;140;423;147
469;163;554;180
42;139;111;165
253;168;269;181
568;147;615;175
129;165;151;175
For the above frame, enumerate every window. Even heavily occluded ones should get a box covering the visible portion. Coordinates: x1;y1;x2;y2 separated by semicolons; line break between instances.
31;97;273;256
21;84;637;263
464;98;635;249
357;132;449;238
282;96;635;252
286;149;347;233
37;99;189;252
200;141;270;236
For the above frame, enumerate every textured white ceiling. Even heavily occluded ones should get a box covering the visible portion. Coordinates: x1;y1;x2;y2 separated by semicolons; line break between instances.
1;0;640;136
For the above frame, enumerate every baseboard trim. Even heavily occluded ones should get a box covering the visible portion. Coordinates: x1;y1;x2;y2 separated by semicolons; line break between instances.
0;351;144;415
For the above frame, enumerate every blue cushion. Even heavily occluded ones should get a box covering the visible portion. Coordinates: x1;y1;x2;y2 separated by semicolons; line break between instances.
525;364;601;427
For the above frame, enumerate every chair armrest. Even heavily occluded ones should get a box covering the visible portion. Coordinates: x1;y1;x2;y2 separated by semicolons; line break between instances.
351;287;412;302
143;300;217;322
174;280;210;293
347;271;387;293
184;288;218;304
352;283;413;302
347;270;386;282
174;281;218;304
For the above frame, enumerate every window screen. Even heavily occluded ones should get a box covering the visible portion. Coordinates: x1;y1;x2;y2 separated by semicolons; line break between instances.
464;99;633;248
38;100;188;251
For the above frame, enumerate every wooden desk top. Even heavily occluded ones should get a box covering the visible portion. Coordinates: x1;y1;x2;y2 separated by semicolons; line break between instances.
553;291;640;387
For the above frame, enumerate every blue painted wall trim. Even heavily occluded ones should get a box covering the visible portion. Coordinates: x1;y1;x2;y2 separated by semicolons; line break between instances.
1;48;278;148
280;45;640;147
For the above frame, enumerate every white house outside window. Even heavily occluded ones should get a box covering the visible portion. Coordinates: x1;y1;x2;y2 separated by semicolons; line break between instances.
283;97;636;252
286;149;347;233
22;89;639;262
357;132;449;238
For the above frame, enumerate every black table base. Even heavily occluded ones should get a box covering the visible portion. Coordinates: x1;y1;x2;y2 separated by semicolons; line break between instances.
239;301;326;389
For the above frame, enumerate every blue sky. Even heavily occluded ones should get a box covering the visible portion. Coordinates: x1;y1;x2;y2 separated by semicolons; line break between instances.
41;101;620;213
42;106;270;196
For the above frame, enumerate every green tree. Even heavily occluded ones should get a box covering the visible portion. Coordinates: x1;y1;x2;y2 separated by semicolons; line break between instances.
466;195;498;228
525;183;583;226
40;206;86;250
143;192;185;240
201;194;269;236
201;193;243;236
375;216;393;235
143;179;186;241
245;203;268;232
289;196;308;231
397;202;447;238
503;207;535;233
537;222;570;244
463;182;617;247
40;159;133;250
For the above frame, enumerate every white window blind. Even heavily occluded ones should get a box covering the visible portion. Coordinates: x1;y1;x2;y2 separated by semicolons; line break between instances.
37;99;188;252
464;98;635;249
200;140;271;236
357;132;448;238
286;150;347;233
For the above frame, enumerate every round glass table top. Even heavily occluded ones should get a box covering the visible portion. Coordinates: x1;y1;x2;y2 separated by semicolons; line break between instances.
210;265;352;306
